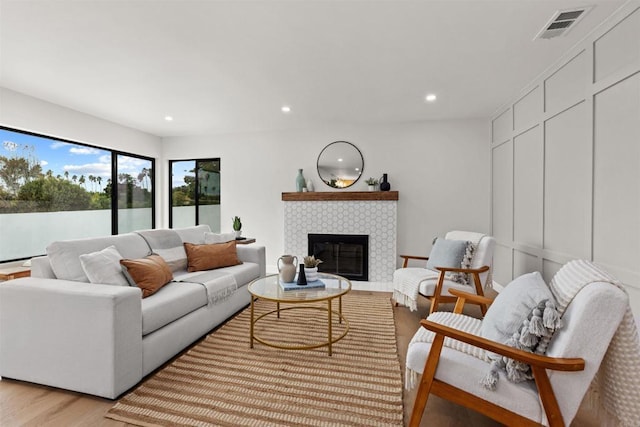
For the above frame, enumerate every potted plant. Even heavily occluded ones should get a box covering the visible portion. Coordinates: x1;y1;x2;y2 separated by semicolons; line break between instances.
303;255;323;282
365;177;378;191
232;216;242;238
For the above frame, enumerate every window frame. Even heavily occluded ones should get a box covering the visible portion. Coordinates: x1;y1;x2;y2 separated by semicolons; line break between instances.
168;158;220;228
0;125;155;262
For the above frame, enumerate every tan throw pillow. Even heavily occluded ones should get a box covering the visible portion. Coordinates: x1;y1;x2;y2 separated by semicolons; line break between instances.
184;241;242;272
120;254;174;298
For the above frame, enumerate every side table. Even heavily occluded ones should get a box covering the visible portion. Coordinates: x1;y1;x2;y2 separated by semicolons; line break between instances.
0;266;31;281
236;238;256;245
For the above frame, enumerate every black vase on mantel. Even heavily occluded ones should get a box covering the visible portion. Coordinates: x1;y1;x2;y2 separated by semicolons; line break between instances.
297;263;307;286
380;173;391;191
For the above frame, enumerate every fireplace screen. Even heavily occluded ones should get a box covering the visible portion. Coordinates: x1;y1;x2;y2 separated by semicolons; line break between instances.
308;234;368;281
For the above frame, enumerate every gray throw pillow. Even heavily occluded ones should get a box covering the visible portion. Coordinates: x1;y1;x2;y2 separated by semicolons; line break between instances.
79;245;129;286
480;271;562;390
426;238;468;271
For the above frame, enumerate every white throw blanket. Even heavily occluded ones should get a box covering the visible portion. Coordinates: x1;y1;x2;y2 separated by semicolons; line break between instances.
393;232;487;312
549;260;640;427
178;271;237;307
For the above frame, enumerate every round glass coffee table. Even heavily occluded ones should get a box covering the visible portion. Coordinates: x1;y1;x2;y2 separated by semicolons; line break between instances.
247;272;352;356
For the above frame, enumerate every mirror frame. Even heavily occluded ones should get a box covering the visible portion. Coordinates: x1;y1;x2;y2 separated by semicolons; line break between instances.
316;141;364;189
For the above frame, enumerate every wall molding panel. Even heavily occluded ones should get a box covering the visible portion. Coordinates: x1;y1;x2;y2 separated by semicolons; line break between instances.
490;3;640;314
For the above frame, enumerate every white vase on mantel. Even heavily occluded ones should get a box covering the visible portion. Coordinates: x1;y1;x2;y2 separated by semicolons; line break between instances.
305;267;318;282
306;179;315;192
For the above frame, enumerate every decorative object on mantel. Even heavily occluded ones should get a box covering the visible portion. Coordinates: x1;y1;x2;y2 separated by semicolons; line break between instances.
303;255;323;282
380;173;391;191
281;191;399;201
365;177;379;191
317;141;364;189
296;169;306;192
296;263;307;285
232;216;242;238
306;178;315;192
277;255;298;283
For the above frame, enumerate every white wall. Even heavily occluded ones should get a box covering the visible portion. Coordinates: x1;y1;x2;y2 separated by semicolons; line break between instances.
0;88;163;226
162;120;490;272
490;3;640;314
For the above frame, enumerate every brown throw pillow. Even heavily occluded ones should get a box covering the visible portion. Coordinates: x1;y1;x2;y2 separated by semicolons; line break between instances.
120;254;173;298
184;241;242;272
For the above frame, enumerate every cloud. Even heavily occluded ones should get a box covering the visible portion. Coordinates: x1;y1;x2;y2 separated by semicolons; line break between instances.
63;162;111;178
50;142;69;149
40;160;49;166
69;146;100;155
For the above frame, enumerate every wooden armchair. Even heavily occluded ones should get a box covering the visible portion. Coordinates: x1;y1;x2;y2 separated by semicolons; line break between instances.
407;282;628;426
394;231;495;314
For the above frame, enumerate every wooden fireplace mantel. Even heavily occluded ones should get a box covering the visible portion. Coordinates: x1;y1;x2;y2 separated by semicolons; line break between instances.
281;191;399;201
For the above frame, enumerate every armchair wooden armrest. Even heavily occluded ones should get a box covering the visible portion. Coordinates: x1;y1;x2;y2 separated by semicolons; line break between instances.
434;265;490;274
429;265;491;315
399;254;429;268
447;288;494;314
421;319;584;371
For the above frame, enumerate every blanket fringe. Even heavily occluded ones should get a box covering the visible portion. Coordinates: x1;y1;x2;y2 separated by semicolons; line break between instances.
393;290;418;312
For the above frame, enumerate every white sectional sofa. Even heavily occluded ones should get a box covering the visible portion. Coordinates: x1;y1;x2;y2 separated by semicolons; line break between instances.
0;225;265;399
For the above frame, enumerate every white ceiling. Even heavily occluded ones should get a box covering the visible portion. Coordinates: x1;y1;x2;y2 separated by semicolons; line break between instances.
0;0;626;137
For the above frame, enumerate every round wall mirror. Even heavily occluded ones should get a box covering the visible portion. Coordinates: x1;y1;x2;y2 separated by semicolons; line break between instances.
317;141;364;188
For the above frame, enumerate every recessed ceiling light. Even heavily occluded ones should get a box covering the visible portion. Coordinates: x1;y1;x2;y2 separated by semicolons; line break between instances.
164;116;173;121
355;167;360;171
425;94;437;102
338;158;343;162
281;106;291;113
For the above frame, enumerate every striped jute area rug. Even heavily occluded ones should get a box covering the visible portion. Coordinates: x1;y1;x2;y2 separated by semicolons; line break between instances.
105;293;404;426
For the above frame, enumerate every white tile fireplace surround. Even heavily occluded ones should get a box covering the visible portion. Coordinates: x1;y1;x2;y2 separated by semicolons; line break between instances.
282;192;398;285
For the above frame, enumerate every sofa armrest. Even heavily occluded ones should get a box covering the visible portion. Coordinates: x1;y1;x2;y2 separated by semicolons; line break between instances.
0;277;143;398
237;245;266;278
30;255;56;278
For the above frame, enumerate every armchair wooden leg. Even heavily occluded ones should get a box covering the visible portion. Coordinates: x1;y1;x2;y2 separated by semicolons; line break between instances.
429;271;447;314
531;366;565;427
471;272;488;316
410;334;445;427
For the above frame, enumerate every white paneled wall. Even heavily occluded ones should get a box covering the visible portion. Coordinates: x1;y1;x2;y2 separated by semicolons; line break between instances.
490;3;640;315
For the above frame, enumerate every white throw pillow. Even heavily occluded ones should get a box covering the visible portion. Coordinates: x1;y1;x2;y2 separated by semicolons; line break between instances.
204;232;236;244
79;245;129;286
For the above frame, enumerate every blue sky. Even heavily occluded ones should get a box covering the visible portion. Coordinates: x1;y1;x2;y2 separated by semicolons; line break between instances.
1;128;151;190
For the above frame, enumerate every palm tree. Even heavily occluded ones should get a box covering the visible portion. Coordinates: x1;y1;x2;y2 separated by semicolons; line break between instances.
88;175;95;192
72;174;78;184
97;176;103;191
64;170;69;181
79;175;86;189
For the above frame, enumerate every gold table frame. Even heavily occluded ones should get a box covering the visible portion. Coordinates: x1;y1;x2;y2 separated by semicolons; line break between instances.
247;273;352;356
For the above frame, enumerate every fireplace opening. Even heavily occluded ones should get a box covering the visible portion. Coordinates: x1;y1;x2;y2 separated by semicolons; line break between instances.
308;234;368;281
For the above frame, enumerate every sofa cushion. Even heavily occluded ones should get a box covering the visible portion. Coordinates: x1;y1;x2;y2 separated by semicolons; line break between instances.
46;233;151;282
184;241;242;272
79;245;129;286
204;232;236;244
120;255;174;298
141;281;207;335
174;261;260;289
136;229;187;272
174;224;211;244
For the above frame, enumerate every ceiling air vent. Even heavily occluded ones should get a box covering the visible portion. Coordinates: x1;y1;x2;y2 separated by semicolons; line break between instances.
534;6;592;40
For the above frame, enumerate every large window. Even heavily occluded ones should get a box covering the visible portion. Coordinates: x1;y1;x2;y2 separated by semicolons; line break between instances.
169;159;220;232
0;126;155;262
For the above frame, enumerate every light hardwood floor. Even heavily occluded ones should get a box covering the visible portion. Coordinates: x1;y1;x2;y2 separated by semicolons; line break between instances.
0;290;601;426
